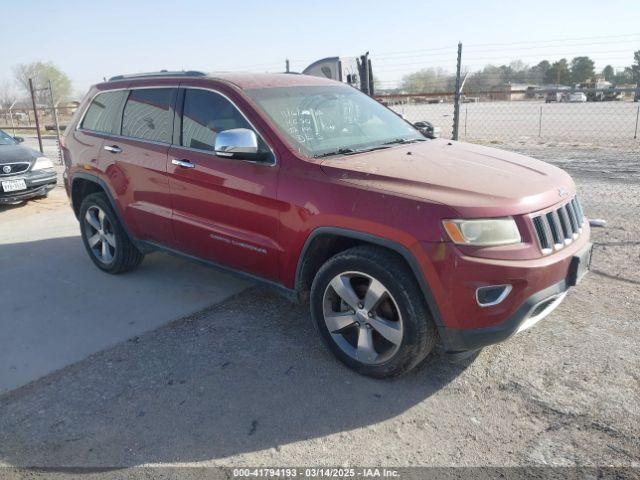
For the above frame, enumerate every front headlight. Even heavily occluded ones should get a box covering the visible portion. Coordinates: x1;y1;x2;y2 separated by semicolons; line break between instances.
442;217;521;246
32;157;54;171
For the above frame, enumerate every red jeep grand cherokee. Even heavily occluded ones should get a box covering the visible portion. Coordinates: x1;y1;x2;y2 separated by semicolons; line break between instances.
62;71;592;377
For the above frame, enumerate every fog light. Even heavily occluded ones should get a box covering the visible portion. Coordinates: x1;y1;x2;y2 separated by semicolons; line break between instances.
476;284;512;307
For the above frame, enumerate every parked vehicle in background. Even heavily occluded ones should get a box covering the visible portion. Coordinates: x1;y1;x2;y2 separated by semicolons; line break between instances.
62;71;592;377
0;129;56;204
545;91;564;103
566;92;587;103
578;81;623;102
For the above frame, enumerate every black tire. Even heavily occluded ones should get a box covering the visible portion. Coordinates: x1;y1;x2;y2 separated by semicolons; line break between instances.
310;245;436;378
79;192;144;274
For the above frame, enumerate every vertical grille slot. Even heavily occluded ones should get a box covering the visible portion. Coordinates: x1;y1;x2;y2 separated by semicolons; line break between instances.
572;198;584;226
532;216;550;251
546;212;561;245
558;206;572;239
565;202;579;234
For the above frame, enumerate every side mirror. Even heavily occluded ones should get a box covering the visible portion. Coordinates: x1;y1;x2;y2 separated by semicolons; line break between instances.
214;128;258;159
14;136;24;143
413;121;440;139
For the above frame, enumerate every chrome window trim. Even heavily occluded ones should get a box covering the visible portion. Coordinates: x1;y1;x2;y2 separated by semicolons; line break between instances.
76;85;277;167
101;132;172;148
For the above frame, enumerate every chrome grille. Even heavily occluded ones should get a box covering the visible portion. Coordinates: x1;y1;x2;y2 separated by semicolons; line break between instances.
0;162;30;176
530;196;585;255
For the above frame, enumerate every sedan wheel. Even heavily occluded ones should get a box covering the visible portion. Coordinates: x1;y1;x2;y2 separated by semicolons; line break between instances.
322;271;403;365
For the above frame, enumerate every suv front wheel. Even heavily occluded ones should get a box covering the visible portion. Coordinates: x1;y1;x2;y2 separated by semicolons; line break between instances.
79;192;144;274
310;245;436;378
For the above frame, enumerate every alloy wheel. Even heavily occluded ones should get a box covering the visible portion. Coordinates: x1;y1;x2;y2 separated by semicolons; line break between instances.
83;205;116;264
322;271;403;365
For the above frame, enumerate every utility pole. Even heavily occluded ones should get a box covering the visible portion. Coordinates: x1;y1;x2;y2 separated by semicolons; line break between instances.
363;51;370;95
9;100;17;136
367;57;374;96
28;78;44;154
49;79;63;164
452;42;463;141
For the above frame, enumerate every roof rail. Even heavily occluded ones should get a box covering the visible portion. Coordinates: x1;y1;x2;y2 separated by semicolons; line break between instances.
107;70;207;82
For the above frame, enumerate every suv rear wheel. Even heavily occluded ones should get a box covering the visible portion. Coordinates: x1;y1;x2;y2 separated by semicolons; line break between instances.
79;192;144;273
310;245;436;377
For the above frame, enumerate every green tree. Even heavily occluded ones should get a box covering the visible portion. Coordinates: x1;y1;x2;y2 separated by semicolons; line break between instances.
602;65;614;82
545;59;571;85
569;56;595;84
13;61;72;105
464;64;504;92
633;50;640;83
613;67;634;84
531;60;551;84
400;68;453;93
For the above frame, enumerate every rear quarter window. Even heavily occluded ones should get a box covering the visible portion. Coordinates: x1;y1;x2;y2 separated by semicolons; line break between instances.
122;88;177;143
80;91;128;134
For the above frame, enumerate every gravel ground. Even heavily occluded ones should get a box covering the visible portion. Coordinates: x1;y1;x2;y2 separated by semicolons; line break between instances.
0;142;638;474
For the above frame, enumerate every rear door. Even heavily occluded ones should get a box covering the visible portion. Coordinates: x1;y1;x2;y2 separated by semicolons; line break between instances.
69;89;128;184
102;87;178;245
167;87;282;280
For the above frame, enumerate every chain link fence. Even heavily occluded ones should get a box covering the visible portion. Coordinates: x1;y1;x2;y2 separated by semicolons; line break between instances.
377;90;640;146
0;79;75;164
0;105;75;133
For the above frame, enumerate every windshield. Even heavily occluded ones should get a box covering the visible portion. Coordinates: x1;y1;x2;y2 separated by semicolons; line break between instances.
0;130;17;146
245;85;424;158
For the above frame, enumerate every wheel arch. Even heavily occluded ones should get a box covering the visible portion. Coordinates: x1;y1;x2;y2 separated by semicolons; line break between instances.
71;172;143;250
71;173;113;218
295;227;444;329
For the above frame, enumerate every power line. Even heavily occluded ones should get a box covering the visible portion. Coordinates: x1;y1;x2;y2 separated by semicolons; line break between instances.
369;33;639;60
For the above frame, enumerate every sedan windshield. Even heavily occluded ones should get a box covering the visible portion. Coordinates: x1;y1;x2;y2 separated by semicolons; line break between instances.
0;130;17;146
245;85;424;158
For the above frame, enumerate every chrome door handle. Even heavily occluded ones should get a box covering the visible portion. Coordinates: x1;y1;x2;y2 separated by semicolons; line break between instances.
103;145;122;154
171;159;195;168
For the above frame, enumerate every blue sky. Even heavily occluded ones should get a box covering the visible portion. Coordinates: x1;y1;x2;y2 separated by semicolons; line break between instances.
1;0;639;95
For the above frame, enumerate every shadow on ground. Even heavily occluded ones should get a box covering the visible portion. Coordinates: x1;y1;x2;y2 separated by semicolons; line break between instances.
0;236;246;393
0;286;474;468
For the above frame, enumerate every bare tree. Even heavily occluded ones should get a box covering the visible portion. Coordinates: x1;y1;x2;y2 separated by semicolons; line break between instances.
0;80;21;109
13;61;72;105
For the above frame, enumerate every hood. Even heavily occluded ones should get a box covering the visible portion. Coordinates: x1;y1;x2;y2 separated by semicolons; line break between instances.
320;139;575;216
0;144;41;164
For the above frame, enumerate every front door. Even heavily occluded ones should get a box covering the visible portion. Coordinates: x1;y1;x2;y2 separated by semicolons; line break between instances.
168;88;282;281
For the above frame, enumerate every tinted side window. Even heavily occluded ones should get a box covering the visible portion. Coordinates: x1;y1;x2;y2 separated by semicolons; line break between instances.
80;91;127;134
122;88;176;143
181;89;253;151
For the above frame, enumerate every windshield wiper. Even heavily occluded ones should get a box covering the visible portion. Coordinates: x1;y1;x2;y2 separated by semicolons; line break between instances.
314;145;394;158
382;138;426;145
313;147;357;158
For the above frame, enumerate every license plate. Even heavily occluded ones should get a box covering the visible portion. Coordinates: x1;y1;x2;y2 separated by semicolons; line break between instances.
567;243;593;286
1;179;27;192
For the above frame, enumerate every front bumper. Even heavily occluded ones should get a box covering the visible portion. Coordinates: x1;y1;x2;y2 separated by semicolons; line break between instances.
0;169;57;204
415;227;592;352
440;278;570;352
